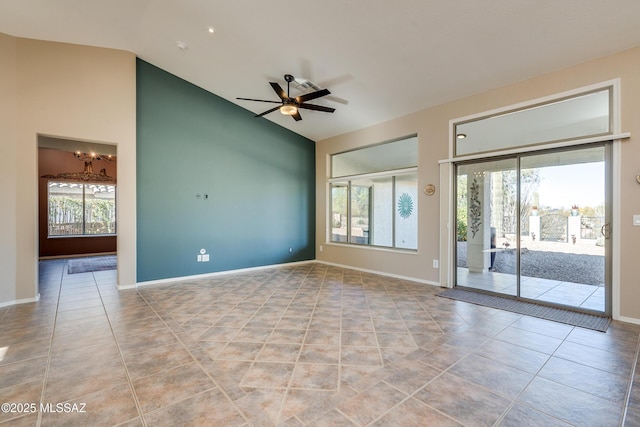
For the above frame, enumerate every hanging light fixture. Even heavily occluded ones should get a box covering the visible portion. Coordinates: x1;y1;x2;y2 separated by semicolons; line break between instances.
73;151;113;162
280;104;298;116
42;151;115;182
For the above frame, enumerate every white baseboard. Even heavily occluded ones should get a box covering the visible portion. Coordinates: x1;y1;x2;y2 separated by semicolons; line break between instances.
614;315;640;326
134;260;315;289
124;259;640;327
0;293;40;308
316;260;440;287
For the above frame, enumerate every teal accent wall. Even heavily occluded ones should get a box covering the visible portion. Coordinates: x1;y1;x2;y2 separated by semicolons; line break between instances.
137;59;315;282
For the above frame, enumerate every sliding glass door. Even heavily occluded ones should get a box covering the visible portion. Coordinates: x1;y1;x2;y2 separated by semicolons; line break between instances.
455;144;610;314
456;158;518;296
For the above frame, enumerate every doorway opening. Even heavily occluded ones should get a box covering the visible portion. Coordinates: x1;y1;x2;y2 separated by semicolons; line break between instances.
37;136;118;291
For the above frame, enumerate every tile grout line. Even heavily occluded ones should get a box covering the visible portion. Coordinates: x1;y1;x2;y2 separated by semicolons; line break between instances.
96;273;150;427
620;335;640;426
29;260;637;426
474;316;572;425
226;268;300;425
365;275;387;377
337;269;345;400
306;275;421;425
269;265;320;425
221;269;295;425
35;260;65;427
133;286;251;425
491;325;633;426
285;268;350;424
360;301;541;426
133;269;304;426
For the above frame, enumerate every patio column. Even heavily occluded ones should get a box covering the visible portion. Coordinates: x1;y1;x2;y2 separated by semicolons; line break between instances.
568;214;581;243
529;215;540;242
466;170;492;273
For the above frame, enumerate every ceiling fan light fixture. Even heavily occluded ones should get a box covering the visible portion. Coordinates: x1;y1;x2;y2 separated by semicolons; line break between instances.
237;74;334;122
280;104;298;116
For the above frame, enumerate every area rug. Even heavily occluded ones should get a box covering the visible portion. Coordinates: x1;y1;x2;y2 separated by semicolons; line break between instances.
68;255;117;274
438;288;611;332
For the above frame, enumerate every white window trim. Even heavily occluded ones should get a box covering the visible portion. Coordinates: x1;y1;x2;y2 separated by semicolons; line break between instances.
446;79;623;159
439;132;630;165
329;167;418;183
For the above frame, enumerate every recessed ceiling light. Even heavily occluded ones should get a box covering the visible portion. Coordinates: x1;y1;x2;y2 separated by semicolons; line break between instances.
176;41;188;51
207;27;215;34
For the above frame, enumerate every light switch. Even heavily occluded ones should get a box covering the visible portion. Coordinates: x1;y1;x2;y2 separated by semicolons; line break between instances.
634;215;640;226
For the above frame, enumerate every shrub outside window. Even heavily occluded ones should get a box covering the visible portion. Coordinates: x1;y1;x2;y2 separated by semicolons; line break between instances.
48;182;116;237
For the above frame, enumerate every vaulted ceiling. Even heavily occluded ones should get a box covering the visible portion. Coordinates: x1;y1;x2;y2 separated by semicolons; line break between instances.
2;1;640;141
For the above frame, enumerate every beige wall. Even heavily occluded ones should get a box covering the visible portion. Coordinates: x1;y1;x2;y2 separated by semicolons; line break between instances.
317;46;640;322
0;33;18;303
0;34;136;305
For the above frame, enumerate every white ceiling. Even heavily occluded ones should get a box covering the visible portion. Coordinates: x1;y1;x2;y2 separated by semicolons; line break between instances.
3;1;640;141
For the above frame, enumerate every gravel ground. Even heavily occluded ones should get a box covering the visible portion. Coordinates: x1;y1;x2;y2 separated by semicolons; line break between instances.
457;242;605;286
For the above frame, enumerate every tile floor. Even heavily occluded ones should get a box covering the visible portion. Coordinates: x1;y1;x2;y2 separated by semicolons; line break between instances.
1;259;639;426
457;268;605;312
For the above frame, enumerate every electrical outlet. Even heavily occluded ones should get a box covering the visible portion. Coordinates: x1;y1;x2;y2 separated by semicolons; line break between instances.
289;247;293;253
433;259;439;268
319;245;323;252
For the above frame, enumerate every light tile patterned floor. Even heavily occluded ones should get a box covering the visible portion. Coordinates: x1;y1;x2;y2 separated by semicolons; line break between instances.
457;268;606;312
1;260;639;426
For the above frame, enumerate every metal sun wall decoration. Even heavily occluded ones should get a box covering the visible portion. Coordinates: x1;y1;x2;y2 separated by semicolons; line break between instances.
397;193;414;219
469;178;482;238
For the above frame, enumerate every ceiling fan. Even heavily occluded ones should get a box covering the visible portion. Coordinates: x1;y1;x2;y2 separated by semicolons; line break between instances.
237;74;335;121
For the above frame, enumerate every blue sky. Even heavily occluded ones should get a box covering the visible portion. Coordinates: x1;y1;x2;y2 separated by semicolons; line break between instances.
535;162;604;209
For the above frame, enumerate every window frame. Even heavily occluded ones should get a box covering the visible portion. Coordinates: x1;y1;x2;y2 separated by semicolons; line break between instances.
47;180;117;238
328;167;418;251
453;87;613;158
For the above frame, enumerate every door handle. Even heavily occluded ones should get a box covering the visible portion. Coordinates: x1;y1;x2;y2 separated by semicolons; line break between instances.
601;223;611;239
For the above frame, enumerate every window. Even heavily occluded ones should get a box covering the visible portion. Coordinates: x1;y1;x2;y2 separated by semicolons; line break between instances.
329;136;418;250
454;88;611;157
48;182;116;236
331;184;348;243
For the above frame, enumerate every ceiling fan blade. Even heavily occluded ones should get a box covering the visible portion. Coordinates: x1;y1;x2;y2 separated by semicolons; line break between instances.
296;88;331;103
237;97;281;104
297;103;336;113
255;106;281;117
269;82;288;100
292;111;302;121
